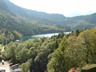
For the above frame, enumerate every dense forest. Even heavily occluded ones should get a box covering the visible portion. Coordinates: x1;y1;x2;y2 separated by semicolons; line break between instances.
0;10;70;36
0;29;22;44
1;27;96;72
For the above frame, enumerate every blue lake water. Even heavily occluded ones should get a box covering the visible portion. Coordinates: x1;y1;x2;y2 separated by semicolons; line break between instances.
32;32;71;38
22;32;71;41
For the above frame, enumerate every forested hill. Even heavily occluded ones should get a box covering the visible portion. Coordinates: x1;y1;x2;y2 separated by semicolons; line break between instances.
0;0;66;21
0;0;96;37
0;0;70;37
64;13;96;30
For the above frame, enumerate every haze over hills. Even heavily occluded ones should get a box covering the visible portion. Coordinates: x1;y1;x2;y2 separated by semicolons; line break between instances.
0;0;96;36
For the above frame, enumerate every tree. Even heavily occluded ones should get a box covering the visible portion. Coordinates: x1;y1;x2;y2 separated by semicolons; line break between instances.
19;62;30;72
64;36;87;71
47;37;67;72
5;42;17;63
17;47;28;63
79;30;93;63
79;29;96;63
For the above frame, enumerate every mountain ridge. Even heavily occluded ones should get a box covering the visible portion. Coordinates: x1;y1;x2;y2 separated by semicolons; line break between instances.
0;0;96;36
0;0;70;36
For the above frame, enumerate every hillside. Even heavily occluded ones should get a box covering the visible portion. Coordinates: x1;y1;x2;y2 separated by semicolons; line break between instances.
0;0;96;37
64;13;96;30
0;0;71;36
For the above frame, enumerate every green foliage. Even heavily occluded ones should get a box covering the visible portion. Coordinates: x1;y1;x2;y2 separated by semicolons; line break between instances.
17;47;28;63
78;28;96;63
4;33;64;72
5;42;18;63
0;29;22;44
81;64;96;72
0;44;2;50
4;27;96;72
19;62;30;72
64;36;86;71
47;37;67;72
47;27;96;72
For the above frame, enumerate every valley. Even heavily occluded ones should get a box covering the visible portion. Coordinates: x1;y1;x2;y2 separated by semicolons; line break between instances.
0;0;96;72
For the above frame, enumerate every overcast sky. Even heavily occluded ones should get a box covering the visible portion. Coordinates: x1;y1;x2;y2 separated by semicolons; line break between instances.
10;0;96;17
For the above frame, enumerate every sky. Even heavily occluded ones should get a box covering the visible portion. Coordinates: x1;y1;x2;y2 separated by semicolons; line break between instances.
10;0;96;17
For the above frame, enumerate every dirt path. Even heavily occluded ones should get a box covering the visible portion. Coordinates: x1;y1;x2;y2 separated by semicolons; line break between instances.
0;61;11;72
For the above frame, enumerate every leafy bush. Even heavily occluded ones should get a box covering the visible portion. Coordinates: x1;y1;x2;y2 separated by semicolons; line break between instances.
81;64;96;72
19;62;30;72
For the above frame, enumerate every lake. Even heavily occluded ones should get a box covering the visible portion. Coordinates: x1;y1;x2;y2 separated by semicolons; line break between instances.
21;32;71;41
